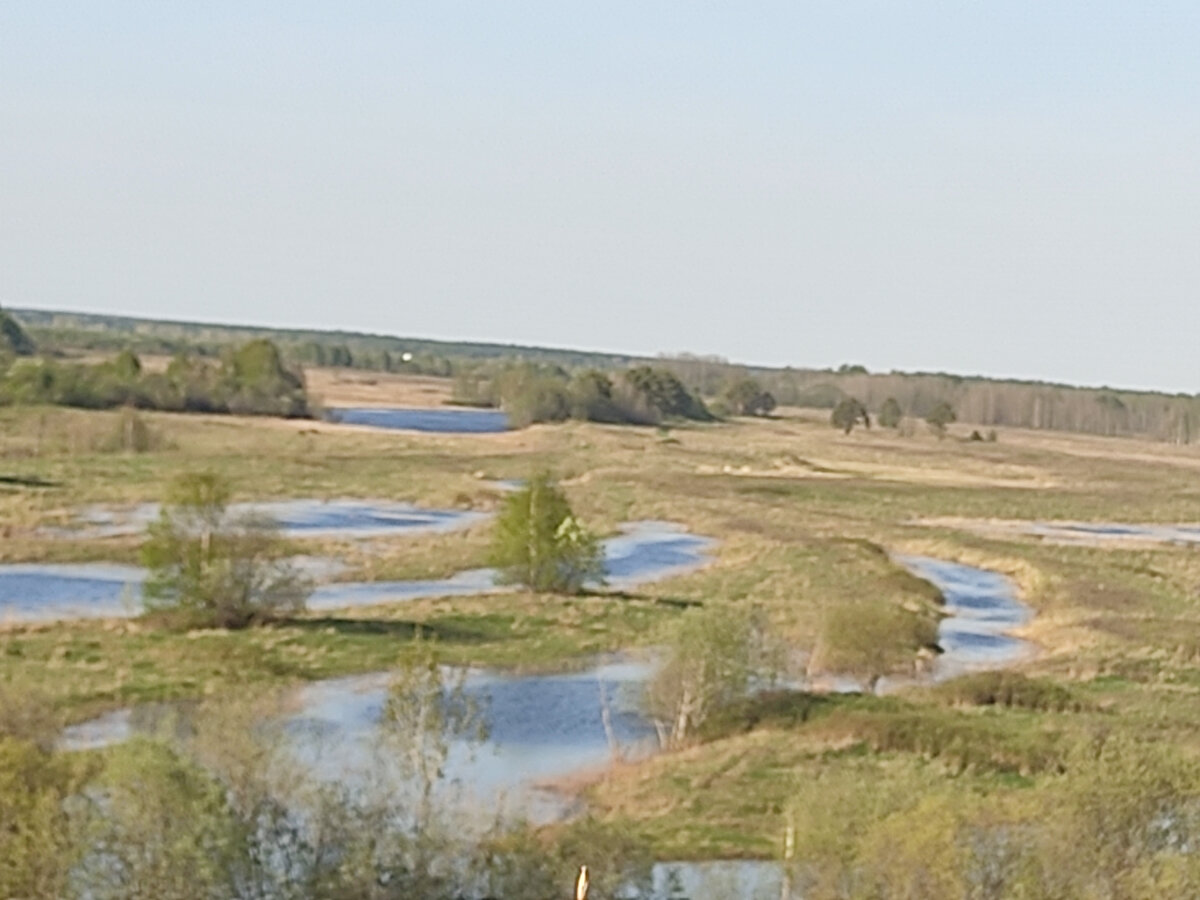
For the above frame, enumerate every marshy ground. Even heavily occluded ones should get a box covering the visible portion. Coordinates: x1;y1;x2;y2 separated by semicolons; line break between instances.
6;373;1200;860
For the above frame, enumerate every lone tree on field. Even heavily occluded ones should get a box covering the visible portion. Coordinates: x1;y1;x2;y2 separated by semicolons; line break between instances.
878;397;903;429
721;376;777;417
831;398;871;434
926;401;957;436
488;472;604;594
141;472;311;628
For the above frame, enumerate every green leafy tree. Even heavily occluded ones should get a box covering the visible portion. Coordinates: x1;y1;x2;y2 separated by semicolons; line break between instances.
141;472;311;628
830;397;870;434
222;339;309;417
623;365;712;421
645;606;772;747
488;472;604;593
926;401;957;435
721;376;777;417
568;369;622;423
878;397;903;428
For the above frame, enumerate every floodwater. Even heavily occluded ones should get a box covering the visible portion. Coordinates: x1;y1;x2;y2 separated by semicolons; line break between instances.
62;659;657;822
45;499;487;540
326;407;509;434
0;563;144;623
309;520;716;610
897;555;1035;679
287;659;657;820
2;521;715;623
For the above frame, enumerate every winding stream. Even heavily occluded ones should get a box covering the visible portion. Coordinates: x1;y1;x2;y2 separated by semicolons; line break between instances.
1;521;714;623
897;556;1035;679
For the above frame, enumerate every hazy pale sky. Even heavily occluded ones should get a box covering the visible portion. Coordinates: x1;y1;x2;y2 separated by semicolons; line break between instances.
3;2;1199;391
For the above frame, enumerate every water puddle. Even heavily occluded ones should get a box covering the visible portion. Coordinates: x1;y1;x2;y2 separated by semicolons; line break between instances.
3;521;715;623
45;499;487;541
647;861;784;900
897;556;1034;679
326;407;509;434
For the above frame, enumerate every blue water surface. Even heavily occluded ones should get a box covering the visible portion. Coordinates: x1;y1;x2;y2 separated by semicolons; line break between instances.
326;407;509;433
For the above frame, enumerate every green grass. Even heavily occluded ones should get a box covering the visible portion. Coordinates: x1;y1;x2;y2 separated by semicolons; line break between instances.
10;404;1200;862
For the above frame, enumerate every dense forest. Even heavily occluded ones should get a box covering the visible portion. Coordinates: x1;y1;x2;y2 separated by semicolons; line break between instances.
8;307;1200;443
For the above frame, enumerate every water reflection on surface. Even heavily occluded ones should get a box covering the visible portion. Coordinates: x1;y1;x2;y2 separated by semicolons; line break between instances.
45;499;487;540
326;407;509;433
897;555;1034;679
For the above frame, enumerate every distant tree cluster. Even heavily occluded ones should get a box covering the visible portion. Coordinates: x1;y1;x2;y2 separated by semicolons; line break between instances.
719;376;776;417
0;339;310;418
451;362;713;428
289;340;455;377
16;305;1200;444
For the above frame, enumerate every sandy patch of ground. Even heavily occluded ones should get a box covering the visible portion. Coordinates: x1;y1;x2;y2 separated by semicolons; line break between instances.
697;458;1056;489
913;516;1200;549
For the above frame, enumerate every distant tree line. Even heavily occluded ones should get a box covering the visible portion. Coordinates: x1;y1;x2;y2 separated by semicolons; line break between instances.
754;367;1200;445
11;307;1200;444
451;361;715;427
0;324;310;418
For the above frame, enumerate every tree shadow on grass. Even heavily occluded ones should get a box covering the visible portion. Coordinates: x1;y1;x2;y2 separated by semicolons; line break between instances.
285;615;502;645
579;588;704;610
0;474;61;488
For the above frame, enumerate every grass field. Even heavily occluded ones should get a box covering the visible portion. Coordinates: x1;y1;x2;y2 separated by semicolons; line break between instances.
6;380;1200;860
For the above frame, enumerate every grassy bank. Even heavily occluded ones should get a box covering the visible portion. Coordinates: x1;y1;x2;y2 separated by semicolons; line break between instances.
7;397;1200;868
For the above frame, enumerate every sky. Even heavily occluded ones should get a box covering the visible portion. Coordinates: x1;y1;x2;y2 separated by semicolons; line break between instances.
2;2;1199;392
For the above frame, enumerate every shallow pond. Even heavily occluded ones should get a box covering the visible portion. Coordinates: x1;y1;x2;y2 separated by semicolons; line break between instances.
326;407;509;433
0;563;145;623
2;521;715;622
62;658;657;822
45;499;487;540
897;555;1034;679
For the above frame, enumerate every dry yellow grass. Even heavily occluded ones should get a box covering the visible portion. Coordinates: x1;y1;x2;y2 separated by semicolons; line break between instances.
304;369;455;409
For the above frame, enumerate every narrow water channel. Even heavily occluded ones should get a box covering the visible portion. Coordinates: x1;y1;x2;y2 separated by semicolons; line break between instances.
1;520;713;623
896;555;1035;679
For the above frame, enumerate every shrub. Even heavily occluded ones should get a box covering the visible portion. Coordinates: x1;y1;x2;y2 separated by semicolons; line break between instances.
878;397;903;428
926;401;957;434
141;472;311;628
930;671;1089;712
831;397;870;434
